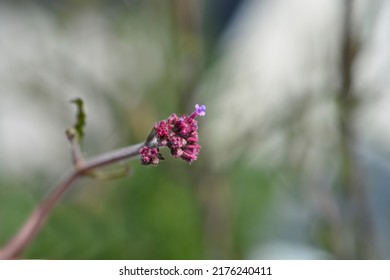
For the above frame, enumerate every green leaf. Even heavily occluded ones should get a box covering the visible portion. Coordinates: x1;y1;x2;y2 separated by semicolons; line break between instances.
71;98;86;143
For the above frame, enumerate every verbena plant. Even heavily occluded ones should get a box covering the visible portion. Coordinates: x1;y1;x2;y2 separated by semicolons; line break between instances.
0;99;206;259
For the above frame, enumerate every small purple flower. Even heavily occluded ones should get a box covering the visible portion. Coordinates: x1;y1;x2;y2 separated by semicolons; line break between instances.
190;104;206;119
195;104;206;116
139;104;206;166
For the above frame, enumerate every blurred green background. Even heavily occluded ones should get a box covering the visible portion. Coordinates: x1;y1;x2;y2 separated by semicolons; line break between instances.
1;0;390;259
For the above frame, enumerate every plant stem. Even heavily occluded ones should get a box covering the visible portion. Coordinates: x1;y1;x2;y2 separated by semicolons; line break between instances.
0;142;144;259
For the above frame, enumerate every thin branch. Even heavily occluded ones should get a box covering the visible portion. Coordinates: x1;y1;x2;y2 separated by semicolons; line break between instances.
334;0;376;259
0;141;145;260
66;128;85;168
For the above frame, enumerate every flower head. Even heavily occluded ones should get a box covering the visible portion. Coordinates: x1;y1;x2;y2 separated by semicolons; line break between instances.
139;104;206;166
139;146;164;166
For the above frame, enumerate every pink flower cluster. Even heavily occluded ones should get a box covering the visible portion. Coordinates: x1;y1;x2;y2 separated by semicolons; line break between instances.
139;104;206;166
